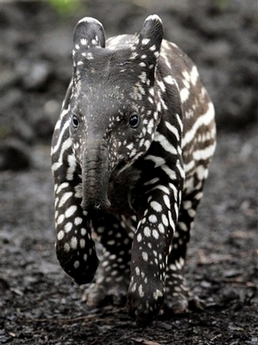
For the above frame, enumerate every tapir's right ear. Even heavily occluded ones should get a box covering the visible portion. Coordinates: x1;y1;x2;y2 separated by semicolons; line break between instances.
131;15;163;80
73;17;105;57
139;15;163;49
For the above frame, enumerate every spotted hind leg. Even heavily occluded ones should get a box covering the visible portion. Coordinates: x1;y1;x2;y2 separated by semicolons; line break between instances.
164;189;204;314
83;213;134;307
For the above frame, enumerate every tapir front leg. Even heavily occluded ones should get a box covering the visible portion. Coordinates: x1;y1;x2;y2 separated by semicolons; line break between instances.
127;182;181;324
51;127;98;284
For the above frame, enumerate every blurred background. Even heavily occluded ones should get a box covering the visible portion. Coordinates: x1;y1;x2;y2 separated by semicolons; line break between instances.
0;0;257;170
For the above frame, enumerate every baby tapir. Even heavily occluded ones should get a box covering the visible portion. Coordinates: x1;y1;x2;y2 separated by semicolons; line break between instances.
51;15;216;324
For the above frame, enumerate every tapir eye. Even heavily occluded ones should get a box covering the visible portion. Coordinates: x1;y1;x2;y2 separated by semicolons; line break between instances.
72;114;79;128
129;113;140;128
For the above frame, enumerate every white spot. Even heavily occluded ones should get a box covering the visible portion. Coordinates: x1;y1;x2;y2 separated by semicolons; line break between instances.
150;201;162;212
158;223;165;234
188;209;196;217
183;200;192;210
177;222;188;231
64;222;73;233
180;87;190;103
195;192;203;200
142;38;150;46
137;233;142;242
80;239;86;248
59;192;73;208
70;236;78;249
57;214;65;225
75;217;83;226
131;282;137;292
57;230;64;241
153;289;163;300
135;266;140;276
163;195;170;209
65;205;77;219
142;252;148;262
149;214;157;223
80;38;87;45
64;243;70;252
163;75;175;85
74;260;80;269
152;229;159;240
149;44;156;51
162;214;169;227
190;65;199;86
169;264;177;271
175;260;182;270
148;96;154;104
182;69;191;82
139;71;147;83
138;284;144;297
144;226;151;237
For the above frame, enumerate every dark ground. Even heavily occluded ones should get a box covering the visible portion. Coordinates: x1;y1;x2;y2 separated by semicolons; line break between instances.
0;1;258;344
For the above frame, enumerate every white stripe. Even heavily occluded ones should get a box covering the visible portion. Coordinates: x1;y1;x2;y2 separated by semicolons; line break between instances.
66;154;77;180
193;144;216;161
165;121;180;141
52;119;70;154
169;183;178;202
151;185;170;195
176;159;185;179
161;165;177;180
182;102;215;148
144;155;166;168
52;161;62;172
184;160;195;173
52;138;73;174
154;132;177;155
176;113;183;132
56;182;69;195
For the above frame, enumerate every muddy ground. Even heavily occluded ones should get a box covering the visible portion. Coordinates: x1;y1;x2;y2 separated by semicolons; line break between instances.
0;1;258;344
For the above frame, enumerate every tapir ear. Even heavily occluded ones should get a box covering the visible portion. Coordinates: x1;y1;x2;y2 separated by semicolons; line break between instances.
137;15;163;65
73;17;105;52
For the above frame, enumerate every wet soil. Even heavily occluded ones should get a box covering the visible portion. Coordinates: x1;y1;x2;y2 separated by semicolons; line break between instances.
0;1;258;344
0;126;257;345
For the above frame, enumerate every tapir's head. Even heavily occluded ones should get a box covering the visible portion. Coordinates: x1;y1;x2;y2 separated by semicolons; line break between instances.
68;15;163;212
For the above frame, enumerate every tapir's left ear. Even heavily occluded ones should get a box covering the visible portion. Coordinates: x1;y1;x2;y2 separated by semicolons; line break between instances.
137;15;163;67
72;17;105;67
